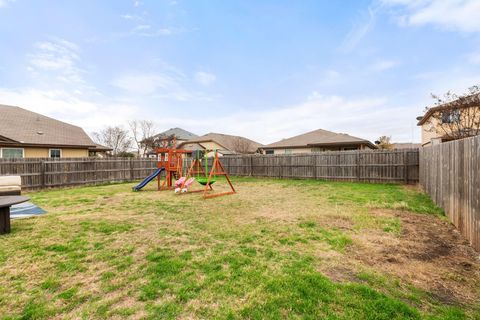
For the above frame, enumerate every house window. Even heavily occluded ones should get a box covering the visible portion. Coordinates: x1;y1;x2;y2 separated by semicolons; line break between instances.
441;110;461;124
265;150;274;155
1;148;24;158
49;149;62;158
311;147;323;153
342;147;357;151
285;149;292;154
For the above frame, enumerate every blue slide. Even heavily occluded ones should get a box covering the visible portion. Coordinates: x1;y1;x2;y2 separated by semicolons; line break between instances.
132;167;165;191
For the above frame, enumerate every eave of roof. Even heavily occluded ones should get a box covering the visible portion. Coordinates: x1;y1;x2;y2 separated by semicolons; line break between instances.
88;144;113;151
262;140;377;149
178;139;230;151
417;92;480;125
0;142;96;148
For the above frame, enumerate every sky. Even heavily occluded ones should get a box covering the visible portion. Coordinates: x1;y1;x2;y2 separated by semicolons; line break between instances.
1;0;480;144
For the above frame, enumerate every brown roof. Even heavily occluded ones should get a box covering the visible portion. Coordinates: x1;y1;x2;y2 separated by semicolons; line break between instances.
0;105;96;147
264;128;376;149
417;92;480;125
89;143;113;152
179;133;263;154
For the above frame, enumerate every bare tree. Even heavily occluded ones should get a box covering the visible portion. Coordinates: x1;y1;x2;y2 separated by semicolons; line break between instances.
375;136;393;150
231;137;254;154
137;133;177;156
128;120;156;157
92;126;132;156
424;85;480;141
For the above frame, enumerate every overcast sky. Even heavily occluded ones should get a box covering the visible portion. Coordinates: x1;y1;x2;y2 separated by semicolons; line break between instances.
1;0;480;144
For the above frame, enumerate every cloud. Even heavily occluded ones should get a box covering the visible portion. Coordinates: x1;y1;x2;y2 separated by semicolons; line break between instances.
194;71;216;86
340;4;380;52
370;59;400;71
467;50;480;65
0;87;140;133
27;38;85;84
110;71;214;101
0;81;420;144
217;93;416;144
0;0;14;8
111;73;179;95
152;92;421;144
121;14;144;21
382;0;480;33
129;24;175;37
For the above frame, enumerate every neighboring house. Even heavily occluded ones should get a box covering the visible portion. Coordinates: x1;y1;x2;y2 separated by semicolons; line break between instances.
150;127;198;146
261;128;377;155
144;127;198;157
0;105;107;158
89;144;113;158
391;143;422;149
178;133;263;156
417;93;480;147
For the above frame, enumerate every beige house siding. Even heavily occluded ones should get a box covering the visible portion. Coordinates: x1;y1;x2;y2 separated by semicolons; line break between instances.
62;148;89;158
24;147;49;158
421;124;441;146
1;145;90;158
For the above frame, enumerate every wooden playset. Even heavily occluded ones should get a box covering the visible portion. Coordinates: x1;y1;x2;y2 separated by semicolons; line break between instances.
133;135;235;199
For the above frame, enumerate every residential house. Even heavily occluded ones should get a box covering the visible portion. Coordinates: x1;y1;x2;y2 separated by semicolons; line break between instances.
0;105;108;158
178;133;263;156
417;93;480;146
150;127;198;146
144;127;198;156
261;129;376;155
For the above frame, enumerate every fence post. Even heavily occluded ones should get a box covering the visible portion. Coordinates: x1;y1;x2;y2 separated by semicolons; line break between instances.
130;158;134;180
249;155;253;176
404;150;409;184
356;152;361;182
40;160;45;189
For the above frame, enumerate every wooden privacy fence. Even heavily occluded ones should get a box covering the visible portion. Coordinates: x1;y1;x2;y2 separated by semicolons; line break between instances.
420;136;480;251
0;158;158;189
218;149;419;183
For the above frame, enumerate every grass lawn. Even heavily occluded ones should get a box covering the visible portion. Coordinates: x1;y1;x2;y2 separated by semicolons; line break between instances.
1;177;479;319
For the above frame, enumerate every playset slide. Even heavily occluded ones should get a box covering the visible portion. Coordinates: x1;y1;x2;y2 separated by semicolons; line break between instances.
132;167;165;191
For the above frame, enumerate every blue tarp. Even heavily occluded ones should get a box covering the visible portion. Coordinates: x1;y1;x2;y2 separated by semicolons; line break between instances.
10;202;46;219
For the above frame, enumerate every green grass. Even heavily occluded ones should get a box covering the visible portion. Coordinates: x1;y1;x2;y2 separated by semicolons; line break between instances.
0;177;478;319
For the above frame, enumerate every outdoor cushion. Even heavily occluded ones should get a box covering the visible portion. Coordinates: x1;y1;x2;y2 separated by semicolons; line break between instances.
0;186;21;196
0;176;21;187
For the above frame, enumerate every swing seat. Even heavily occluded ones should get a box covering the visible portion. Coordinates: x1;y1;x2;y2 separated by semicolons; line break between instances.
197;177;216;186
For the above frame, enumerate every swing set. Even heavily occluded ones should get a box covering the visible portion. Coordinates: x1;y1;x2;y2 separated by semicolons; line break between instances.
155;144;235;199
180;149;236;199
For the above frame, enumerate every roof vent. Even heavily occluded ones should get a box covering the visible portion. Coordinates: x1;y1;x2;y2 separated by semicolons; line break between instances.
37;131;44;135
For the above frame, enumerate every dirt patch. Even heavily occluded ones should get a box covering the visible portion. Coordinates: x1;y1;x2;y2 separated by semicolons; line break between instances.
350;209;480;305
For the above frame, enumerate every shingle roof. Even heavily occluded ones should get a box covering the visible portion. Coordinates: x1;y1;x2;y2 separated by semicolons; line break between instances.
179;133;263;154
0;105;96;147
153;127;198;141
264;128;376;149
